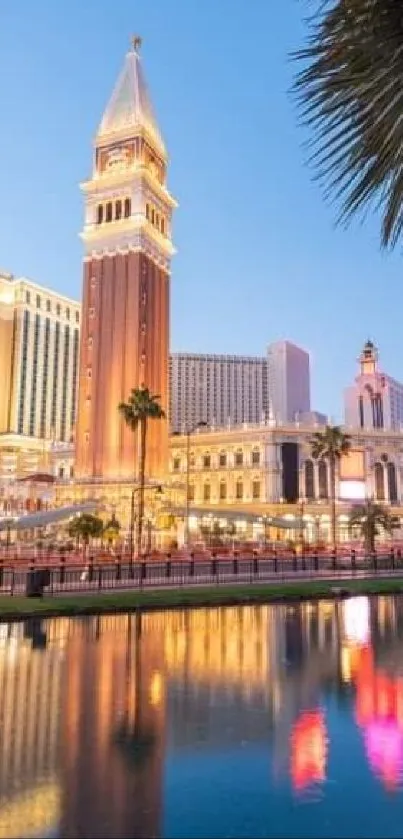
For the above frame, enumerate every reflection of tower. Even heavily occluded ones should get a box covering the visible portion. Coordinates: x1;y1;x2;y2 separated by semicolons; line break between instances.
60;614;166;839
75;37;176;481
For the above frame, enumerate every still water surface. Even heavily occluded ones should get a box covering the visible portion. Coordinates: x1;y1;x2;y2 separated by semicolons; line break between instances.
1;597;403;837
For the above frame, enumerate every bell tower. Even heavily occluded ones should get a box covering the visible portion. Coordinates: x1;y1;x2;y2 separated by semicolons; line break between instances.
75;38;176;481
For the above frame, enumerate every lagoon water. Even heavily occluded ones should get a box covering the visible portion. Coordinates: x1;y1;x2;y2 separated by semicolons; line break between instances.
1;597;403;837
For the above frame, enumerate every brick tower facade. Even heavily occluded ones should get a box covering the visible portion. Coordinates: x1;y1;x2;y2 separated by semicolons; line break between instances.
75;38;176;481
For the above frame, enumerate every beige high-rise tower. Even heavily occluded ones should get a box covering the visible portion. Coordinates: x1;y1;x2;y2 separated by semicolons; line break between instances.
75;38;176;481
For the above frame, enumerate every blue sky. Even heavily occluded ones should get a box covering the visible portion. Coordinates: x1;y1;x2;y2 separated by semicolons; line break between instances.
1;0;402;419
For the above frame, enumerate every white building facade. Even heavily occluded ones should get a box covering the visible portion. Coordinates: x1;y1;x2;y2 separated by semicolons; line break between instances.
345;341;403;432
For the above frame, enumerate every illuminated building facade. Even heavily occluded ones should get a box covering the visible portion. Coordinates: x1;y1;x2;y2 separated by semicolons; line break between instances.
74;38;176;482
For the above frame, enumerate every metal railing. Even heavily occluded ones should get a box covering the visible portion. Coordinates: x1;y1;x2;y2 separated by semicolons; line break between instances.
0;548;402;597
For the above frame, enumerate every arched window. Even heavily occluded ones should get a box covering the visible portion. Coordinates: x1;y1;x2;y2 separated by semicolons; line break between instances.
203;483;211;502
236;480;243;499
219;481;227;500
318;460;328;499
58;466;64;478
124;198;131;218
304;459;315;500
359;395;364;428
115;200;122;220
388;461;398;503
375;462;385;500
235;449;243;466
251;448;260;465
97;204;103;224
106;202;112;222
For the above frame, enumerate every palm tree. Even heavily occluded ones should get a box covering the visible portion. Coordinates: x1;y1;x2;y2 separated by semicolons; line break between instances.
293;0;403;248
349;499;399;555
310;425;351;549
118;387;165;558
67;513;104;555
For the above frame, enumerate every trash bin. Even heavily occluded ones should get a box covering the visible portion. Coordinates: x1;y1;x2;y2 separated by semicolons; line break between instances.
25;569;50;598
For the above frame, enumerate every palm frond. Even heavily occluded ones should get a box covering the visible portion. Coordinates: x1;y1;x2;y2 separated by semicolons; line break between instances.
293;0;403;248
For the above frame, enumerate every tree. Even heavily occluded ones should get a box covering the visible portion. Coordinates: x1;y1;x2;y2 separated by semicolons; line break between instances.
310;425;351;548
349;499;400;554
118;387;165;557
103;514;121;545
67;513;104;552
293;0;403;248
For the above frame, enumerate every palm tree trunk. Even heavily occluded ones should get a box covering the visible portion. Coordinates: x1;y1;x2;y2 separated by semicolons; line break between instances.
330;456;337;550
136;417;147;558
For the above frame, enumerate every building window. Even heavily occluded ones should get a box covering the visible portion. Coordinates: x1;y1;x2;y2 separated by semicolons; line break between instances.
173;457;180;471
60;325;70;441
203;483;211;502
70;328;79;430
29;313;41;436
219;482;227;501
304;459;315;500
161;217;165;235
56;304;61;316
36;295;41;309
40;316;51;438
75;310;80;323
124;198;131;218
151;208;155;224
115;200;122;221
375;462;385;501
359;395;364;428
219;452;227;467
203;454;211;469
18;310;30;433
106;202;113;222
388;461;398;503
89;307;95;318
66;307;70;320
25;291;31;304
252;480;261;500
235;450;243;466
87;367;92;379
97;204;103;224
146;203;150;220
251;449;260;465
188;484;195;502
59;466;64;478
46;299;51;313
51;321;60;431
236;481;243;500
318;460;328;499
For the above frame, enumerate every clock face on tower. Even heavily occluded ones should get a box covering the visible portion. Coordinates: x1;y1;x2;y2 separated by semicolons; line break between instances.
105;145;130;172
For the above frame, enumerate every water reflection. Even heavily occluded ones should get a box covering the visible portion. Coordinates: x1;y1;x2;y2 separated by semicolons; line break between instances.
1;598;403;836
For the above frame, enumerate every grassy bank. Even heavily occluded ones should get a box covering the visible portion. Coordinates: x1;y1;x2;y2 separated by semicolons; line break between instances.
1;576;403;620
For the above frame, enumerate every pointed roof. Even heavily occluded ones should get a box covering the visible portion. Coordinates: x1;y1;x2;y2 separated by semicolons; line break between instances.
97;37;166;158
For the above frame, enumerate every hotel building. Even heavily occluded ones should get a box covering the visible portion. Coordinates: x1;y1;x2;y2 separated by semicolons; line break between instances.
169;340;315;432
0;271;80;484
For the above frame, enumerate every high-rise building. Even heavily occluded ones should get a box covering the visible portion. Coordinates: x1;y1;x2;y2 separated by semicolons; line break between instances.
344;340;403;431
169;353;269;432
170;341;312;431
75;37;176;481
0;271;80;443
267;341;311;423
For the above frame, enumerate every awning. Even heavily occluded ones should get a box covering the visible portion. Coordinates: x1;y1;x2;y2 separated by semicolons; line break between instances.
0;501;101;532
162;506;306;530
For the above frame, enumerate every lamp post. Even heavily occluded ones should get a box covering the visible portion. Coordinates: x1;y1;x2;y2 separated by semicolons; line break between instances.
129;484;163;570
173;421;207;549
298;496;305;553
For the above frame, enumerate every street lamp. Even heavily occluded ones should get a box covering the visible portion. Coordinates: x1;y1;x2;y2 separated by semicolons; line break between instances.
173;421;207;549
129;484;163;570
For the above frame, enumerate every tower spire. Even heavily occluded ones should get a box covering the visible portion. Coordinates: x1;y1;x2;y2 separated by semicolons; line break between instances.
131;34;142;53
